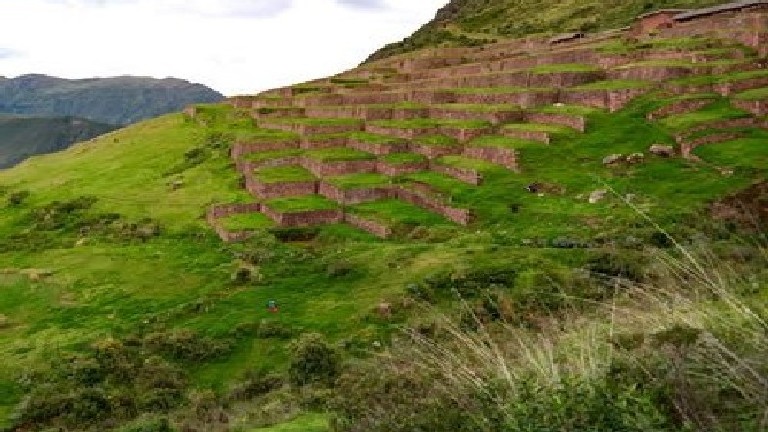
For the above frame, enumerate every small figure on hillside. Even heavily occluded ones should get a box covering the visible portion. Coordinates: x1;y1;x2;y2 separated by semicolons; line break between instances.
266;299;279;313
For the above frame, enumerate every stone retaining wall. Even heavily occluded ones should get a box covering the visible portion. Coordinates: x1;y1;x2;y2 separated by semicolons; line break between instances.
428;107;524;124
440;126;494;142
561;88;648;112
261;205;344;227
526;112;586;131
680;132;742;157
365;124;438;140
395;187;473;226
300;135;348;150
733;99;768;116
318;182;395;205
347;139;408;156
647;99;714;120
376;161;429;176
430;163;483;185
463;147;518;171
231;140;300;159
453;91;559;108
502;128;551;144
343;214;392;239
302;158;378;177
408;144;463;159
246;179;318;199
607;65;693;81
251;107;305;119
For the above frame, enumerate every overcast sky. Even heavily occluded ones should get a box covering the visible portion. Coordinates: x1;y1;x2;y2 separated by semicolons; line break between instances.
0;0;446;96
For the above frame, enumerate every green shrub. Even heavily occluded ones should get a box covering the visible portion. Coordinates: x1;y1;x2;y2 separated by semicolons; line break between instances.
7;190;30;206
289;333;340;387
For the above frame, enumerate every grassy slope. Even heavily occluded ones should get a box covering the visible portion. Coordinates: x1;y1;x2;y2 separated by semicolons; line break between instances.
365;0;726;62
0;95;764;429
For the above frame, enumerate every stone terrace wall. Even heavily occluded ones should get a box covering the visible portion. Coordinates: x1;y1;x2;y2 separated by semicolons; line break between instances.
679;132;742;158
440;126;494;142
463;147;518;171
262;206;344;227
376;161;429;176
608;65;693;81
526;112;586;131
561;88;648;112
430;163;483;186
453;91;559;108
502;128;551;144
246;179;318;199
207;203;263;221
300;135;348;150
733;99;768;116
344;214;392;239
395;187;473;226
318;182;395;205
662;8;768;53
302;158;378;177
231;140;300;160
365;124;439;140
408;143;463;159
647;99;714;120
347;139;409;156
429;107;524;124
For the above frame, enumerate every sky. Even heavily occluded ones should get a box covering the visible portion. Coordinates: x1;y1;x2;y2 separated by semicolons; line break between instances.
0;0;447;96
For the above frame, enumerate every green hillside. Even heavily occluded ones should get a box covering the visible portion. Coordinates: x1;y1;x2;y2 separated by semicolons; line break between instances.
0;2;767;432
366;0;725;62
0;115;117;168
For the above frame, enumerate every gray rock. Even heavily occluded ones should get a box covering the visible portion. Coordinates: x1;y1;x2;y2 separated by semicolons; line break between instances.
602;154;624;165
649;144;675;157
626;152;645;164
589;189;608;204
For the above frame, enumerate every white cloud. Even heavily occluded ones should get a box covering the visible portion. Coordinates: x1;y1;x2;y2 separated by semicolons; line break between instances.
0;0;446;95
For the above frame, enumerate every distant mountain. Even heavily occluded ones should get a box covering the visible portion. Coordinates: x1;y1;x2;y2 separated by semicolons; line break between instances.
0;74;224;126
0;114;117;168
0;74;223;168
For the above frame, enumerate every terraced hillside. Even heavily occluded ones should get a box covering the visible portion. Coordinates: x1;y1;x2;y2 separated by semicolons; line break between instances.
0;3;766;431
210;22;768;242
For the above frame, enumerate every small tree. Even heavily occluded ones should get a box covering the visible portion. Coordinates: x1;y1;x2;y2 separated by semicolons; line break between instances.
289;333;339;387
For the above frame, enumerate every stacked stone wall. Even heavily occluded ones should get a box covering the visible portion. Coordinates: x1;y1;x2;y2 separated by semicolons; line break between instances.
318;182;395;205
409;90;458;104
391;107;430;120
251;107;305;119
246;179;318;199
408;143;463;159
733;99;768;116
562;88;648;111
231;140;300;160
439;126;494;142
647;99;715;120
453;91;559;108
430;164;483;185
261;205;344;227
529;71;605;88
347;139;408;156
463;147;518;171
302;158;378;177
680;132;742;157
365;124;438;140
429;107;524;124
344;214;392;239
526;113;586;131
376;161;429;176
300;135;348;150
502;128;551;144
394;187;473;226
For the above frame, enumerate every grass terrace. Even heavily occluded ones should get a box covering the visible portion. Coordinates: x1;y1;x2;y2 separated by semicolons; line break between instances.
241;149;304;163
694;136;768;170
327;173;392;190
266;118;363;127
532;104;601;116
370;119;492;129
346;132;407;145
264;195;339;213
573;80;653;90
734;87;768;101
436;155;499;171
432;103;522;113
254;166;316;184
413;134;459;147
235;129;300;143
450;86;555;94
219;212;275;231
528;63;601;74
669;70;768;86
347;199;447;226
305;147;376;162
659;99;751;131
502;122;575;134
468;135;542;149
379;152;428;165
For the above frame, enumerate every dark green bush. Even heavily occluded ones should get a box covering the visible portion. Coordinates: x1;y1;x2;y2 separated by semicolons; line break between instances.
289;333;340;387
7;190;30;206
